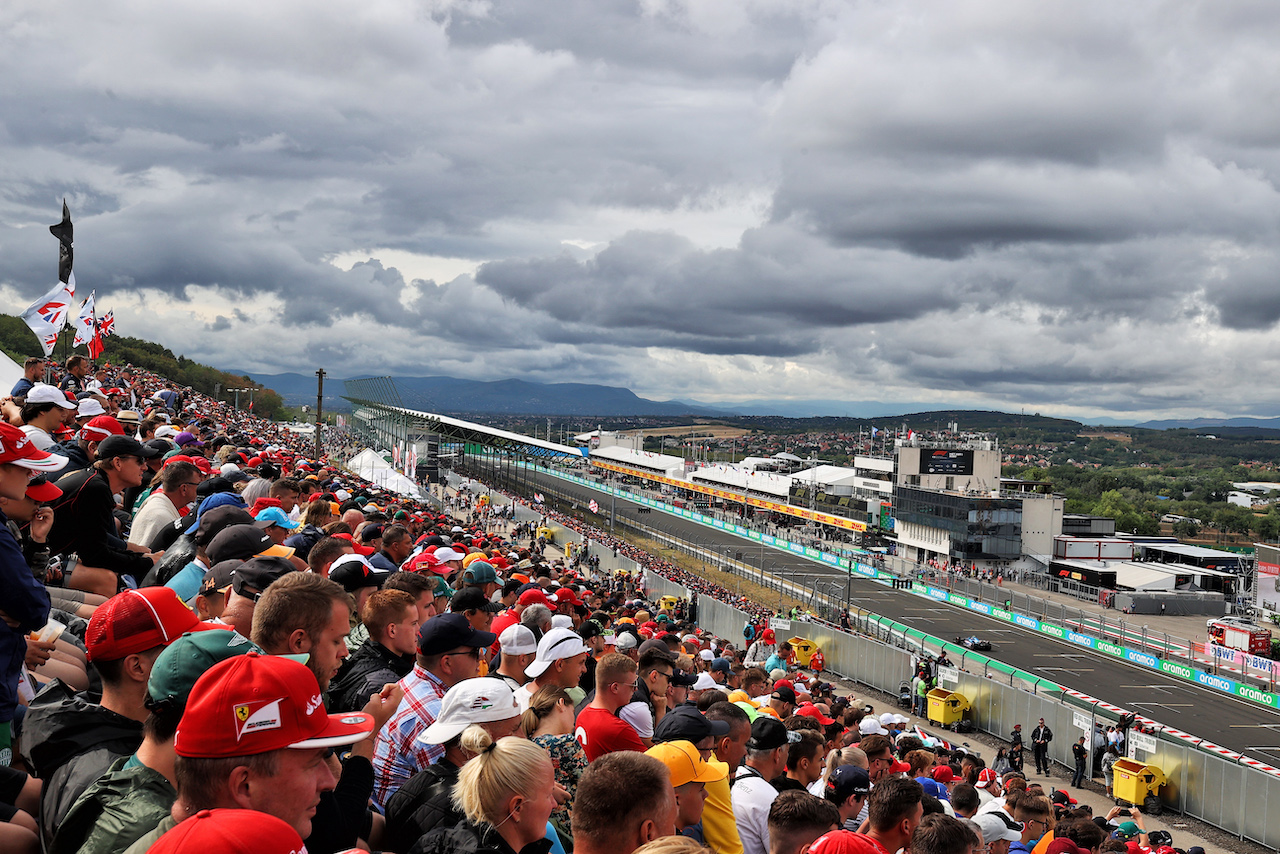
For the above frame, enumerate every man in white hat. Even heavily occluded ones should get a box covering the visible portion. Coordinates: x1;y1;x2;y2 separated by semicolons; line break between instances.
514;627;589;711
493;624;537;691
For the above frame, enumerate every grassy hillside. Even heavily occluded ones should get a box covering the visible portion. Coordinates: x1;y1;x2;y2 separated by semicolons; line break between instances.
0;315;286;419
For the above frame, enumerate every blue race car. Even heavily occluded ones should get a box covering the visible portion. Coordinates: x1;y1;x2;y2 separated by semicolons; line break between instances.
955;635;992;651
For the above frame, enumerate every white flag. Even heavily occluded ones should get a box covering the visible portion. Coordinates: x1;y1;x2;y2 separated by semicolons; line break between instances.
19;274;76;356
72;291;96;348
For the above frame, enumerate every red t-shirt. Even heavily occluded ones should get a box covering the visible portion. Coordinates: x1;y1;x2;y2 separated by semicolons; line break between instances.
575;704;645;761
489;609;519;656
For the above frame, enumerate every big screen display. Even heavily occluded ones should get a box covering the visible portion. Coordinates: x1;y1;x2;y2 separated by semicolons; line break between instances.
921;448;974;475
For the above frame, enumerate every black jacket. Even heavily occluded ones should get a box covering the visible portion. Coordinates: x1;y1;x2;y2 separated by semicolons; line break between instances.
411;818;553;854
22;680;144;846
48;468;153;581
331;638;414;713
385;758;464;854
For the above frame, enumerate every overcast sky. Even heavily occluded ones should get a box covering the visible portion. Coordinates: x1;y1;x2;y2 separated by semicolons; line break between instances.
3;1;1280;421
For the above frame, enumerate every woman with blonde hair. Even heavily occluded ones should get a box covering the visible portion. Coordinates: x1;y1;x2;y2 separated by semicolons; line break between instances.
415;725;559;854
522;686;588;838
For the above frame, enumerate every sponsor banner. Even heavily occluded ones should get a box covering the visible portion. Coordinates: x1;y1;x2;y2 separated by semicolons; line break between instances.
1160;660;1195;680
748;530;762;541
993;608;1014;622
1040;623;1066;640
855;563;877;578
926;587;947;601
948;593;967;605
762;535;776;546
1207;643;1280;677
1096;640;1126;658
1196;671;1237;694
789;542;806;555
1012;613;1040;631
1130;732;1158;754
804;546;822;559
735;525;749;536
1067;630;1096;649
968;601;993;616
1125;649;1160;670
1238;683;1277;707
820;552;840;566
713;519;726;529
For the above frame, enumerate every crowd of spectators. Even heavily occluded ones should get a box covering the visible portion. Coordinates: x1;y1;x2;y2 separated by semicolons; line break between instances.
0;356;1188;854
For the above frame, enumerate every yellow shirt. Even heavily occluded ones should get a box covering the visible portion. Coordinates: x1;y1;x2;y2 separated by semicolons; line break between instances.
703;759;744;854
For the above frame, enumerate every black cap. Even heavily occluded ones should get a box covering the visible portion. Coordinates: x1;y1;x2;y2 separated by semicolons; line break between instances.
577;619;604;641
449;586;501;613
144;438;175;456
771;686;797;705
231;556;296;598
670;669;698;688
97;435;161;460
653;705;730;744
208;524;285;564
417;612;497;656
746;717;801;751
196;476;235;500
329;555;386;593
194;506;262;547
360;523;384;543
200;559;241;596
638;638;677;662
827;765;871;802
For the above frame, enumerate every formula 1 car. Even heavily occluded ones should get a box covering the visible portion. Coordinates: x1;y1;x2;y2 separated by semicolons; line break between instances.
955;635;992;651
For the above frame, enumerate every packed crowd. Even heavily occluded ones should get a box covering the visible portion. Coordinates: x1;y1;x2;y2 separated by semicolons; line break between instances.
0;356;1194;854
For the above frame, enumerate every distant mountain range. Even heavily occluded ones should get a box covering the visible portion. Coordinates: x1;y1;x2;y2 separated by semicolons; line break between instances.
1134;416;1280;430
230;372;736;417
227;368;1276;427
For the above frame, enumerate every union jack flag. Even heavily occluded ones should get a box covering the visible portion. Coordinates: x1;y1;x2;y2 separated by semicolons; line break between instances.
99;310;115;338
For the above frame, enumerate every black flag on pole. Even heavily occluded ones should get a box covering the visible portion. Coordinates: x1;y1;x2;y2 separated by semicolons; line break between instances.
49;199;73;284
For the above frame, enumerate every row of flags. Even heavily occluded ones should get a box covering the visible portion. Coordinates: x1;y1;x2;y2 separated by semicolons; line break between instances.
18;202;117;359
391;443;419;478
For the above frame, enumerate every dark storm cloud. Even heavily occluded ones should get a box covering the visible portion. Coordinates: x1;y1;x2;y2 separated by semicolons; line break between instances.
5;1;1280;417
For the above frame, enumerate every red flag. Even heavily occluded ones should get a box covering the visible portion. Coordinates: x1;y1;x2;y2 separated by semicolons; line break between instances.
87;326;104;359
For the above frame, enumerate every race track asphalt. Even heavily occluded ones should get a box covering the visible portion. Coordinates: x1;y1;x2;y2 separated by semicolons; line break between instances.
514;467;1280;764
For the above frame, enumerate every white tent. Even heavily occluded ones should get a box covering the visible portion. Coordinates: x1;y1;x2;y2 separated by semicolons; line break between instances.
0;350;24;396
346;448;424;499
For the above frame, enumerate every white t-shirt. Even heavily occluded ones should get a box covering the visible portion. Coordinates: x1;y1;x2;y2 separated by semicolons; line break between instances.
731;767;778;854
20;425;54;452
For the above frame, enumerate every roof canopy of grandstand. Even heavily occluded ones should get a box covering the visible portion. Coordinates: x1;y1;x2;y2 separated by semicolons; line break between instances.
343;377;584;460
1137;541;1247;572
590;445;686;477
689;463;791;498
788;464;860;488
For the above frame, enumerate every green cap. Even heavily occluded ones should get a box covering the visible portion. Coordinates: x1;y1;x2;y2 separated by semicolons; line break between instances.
434;577;456;598
147;630;263;707
734;700;760;721
1115;821;1139;837
463;561;500;585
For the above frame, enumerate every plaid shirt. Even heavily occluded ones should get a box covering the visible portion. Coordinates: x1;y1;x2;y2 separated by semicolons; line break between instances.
371;663;447;810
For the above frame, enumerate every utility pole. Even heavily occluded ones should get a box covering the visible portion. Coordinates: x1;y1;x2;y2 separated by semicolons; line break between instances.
314;368;325;459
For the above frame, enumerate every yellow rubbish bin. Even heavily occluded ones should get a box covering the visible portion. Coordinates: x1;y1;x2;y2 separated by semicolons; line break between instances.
786;637;819;667
536;526;555;543
1112;759;1166;809
925;688;970;726
660;596;680;613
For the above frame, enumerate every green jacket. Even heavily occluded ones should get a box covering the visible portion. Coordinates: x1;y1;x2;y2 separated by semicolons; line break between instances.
50;755;175;854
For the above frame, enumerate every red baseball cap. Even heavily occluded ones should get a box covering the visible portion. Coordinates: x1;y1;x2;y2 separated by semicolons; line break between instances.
932;766;955;783
977;768;1000;788
889;759;911;775
24;476;62;503
175;652;374;758
148;809;303;854
0;423;67;472
809;830;883;854
555;588;583;607
85;587;225;661
518;589;553;608
80;415;125;442
797;703;836;726
331;532;374;557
